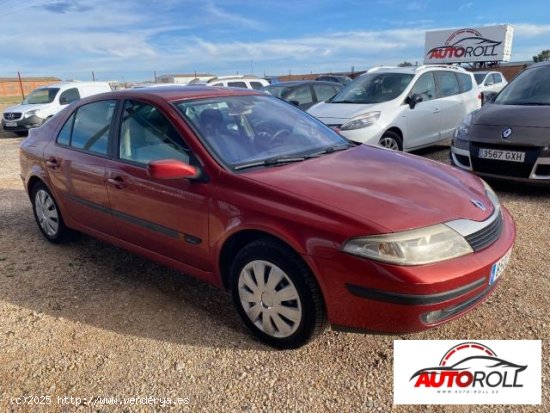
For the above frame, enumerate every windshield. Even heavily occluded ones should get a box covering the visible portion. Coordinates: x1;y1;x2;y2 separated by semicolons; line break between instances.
494;66;550;105
175;95;349;169
22;88;59;104
474;73;486;85
330;73;414;104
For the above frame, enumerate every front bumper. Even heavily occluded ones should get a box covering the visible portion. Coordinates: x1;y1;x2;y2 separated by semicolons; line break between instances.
319;118;384;145
312;206;515;333
451;140;550;183
1;115;45;132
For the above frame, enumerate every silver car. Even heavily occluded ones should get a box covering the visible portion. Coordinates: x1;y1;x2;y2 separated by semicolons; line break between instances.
451;61;550;184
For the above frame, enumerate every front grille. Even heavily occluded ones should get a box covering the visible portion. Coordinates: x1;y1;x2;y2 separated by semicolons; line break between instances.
465;211;503;251
3;112;22;120
470;142;542;178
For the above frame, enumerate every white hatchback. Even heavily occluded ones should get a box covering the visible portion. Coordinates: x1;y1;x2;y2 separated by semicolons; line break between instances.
307;65;481;151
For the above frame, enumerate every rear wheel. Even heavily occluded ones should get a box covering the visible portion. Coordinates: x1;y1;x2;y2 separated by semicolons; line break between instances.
230;239;326;349
31;182;72;243
379;130;402;151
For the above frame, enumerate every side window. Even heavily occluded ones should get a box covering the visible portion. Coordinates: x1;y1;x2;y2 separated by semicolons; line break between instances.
56;113;75;145
287;86;313;106
410;72;436;101
250;82;264;90
493;73;503;84
313;84;339;101
58;100;116;155
457;73;473;93
227;81;247;88
119;100;189;165
435;71;460;98
59;88;81;105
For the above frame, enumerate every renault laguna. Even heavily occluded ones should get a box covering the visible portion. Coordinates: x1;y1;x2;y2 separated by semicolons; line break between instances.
20;87;515;348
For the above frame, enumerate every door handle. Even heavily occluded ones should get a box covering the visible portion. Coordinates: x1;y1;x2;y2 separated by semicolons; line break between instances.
46;157;59;169
107;177;127;189
433;108;441;113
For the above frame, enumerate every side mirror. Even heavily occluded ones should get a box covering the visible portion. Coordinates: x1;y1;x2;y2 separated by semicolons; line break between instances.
406;94;423;109
60;97;69;105
484;79;494;86
482;92;497;105
147;159;199;180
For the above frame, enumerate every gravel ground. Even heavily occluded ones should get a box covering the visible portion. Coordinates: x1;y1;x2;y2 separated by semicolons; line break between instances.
0;127;548;412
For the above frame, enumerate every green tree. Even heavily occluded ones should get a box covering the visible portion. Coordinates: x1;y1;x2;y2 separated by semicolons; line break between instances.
398;61;413;67
533;50;550;63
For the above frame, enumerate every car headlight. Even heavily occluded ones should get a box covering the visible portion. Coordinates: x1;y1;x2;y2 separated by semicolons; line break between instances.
341;111;380;131
24;110;43;119
342;224;473;265
453;110;479;140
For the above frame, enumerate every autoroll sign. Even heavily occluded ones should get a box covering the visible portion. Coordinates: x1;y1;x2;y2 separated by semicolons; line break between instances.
424;25;514;64
394;340;541;404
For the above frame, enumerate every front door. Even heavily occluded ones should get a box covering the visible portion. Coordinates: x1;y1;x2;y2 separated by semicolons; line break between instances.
106;100;211;272
401;72;441;149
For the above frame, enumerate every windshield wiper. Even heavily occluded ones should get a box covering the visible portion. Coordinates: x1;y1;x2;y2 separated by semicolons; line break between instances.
503;101;550;106
306;143;352;157
234;156;306;171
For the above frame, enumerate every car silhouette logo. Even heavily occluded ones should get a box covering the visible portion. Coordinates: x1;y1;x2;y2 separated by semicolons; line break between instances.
471;199;486;211
502;128;512;139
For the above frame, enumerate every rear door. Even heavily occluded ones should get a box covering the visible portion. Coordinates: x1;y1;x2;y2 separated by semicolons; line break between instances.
44;99;119;235
105;99;211;271
434;71;465;140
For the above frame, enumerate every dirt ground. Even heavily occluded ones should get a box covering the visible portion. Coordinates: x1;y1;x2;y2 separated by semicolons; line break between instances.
0;126;548;412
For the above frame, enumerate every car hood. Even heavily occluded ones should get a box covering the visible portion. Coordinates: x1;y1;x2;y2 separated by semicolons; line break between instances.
470;103;550;146
307;101;385;124
4;103;50;114
244;146;493;234
474;103;550;127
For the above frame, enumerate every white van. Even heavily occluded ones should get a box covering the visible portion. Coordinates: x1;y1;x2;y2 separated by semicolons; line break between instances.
2;81;112;134
307;65;481;151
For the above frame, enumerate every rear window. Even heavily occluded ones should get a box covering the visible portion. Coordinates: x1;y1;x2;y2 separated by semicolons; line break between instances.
435;71;460;98
56;100;116;155
250;82;264;90
228;81;247;88
457;73;473;93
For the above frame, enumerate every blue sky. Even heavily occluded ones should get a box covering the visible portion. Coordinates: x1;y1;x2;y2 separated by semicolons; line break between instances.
1;0;549;82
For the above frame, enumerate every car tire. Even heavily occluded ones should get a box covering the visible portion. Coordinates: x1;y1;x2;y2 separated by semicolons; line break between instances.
379;131;403;151
31;182;72;243
230;238;326;349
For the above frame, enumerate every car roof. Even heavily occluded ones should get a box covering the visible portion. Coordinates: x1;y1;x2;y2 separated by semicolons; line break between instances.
96;85;261;102
529;61;550;69
264;80;341;87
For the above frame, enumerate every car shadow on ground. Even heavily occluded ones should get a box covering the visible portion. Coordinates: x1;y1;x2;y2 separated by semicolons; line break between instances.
0;188;273;351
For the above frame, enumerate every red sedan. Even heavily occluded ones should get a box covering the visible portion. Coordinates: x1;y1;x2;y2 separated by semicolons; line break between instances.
20;86;515;348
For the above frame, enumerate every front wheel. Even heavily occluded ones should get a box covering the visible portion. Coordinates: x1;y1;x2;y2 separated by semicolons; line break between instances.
379;130;403;151
230;239;326;349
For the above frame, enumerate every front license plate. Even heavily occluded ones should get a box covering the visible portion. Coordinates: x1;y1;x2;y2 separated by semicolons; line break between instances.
4;121;17;127
489;248;512;285
479;148;525;162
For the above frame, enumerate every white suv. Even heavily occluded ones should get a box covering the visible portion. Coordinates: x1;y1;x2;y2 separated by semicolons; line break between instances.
307;65;481;151
473;71;507;94
207;76;269;90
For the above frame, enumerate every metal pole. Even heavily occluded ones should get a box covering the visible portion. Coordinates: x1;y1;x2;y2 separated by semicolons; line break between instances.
92;71;96;81
17;71;25;99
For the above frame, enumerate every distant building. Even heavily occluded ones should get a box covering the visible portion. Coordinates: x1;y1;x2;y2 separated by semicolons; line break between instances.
0;76;61;97
157;74;215;85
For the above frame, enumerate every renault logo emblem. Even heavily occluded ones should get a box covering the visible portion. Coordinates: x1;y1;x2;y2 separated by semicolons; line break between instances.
471;199;487;211
502;128;512;139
